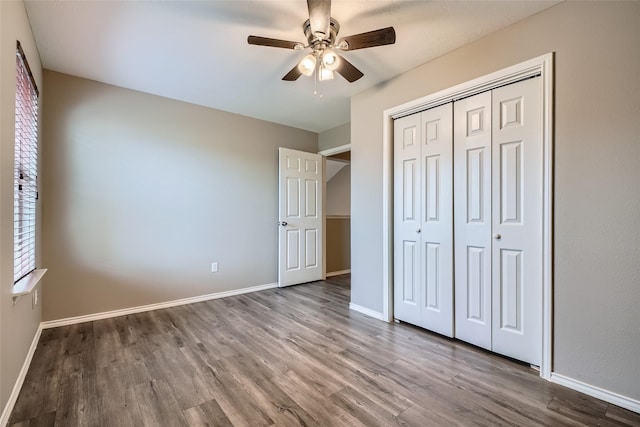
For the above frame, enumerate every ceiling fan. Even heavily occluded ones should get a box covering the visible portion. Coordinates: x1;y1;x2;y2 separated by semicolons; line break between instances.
247;0;396;84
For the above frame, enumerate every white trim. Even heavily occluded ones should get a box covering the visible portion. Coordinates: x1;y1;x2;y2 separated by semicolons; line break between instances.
349;303;384;321
325;157;350;165
326;269;351;277
387;56;545;120
319;143;351;157
12;268;47;303
550;373;640;414
540;54;554;380
321;143;350;284
382;113;393;322
322;156;327;281
41;283;278;329
381;53;554;379
0;324;42;427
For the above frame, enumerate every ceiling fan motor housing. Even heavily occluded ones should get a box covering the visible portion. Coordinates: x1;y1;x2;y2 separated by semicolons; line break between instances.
303;17;340;48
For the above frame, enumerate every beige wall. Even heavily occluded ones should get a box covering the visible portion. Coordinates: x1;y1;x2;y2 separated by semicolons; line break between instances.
326;219;350;274
319;122;350;152
351;1;640;401
326;163;350;273
0;0;43;415
326;164;350;217
41;71;317;321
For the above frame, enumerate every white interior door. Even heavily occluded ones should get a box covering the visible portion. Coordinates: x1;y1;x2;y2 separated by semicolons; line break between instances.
278;147;323;287
393;114;422;325
491;77;542;365
419;103;454;337
454;91;493;351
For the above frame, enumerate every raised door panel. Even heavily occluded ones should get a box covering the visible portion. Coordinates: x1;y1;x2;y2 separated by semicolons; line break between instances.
286;230;300;271
403;159;418;222
286;178;301;218
466;148;486;223
305;229;318;268
499;249;523;332
420;103;454;337
466;246;488;324
305;179;318;218
424;242;440;310
499;141;523;225
491;78;542;365
402;240;419;304
425;155;440;222
394;114;422;325
454;91;492;350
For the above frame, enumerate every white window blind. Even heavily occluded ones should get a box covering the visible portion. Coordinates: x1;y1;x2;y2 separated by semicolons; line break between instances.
14;41;39;284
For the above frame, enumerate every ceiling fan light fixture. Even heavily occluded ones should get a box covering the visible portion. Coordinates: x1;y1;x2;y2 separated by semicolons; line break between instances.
322;50;340;71
319;66;334;81
298;54;316;76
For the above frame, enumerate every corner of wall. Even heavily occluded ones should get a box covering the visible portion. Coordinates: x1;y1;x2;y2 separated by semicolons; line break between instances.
319;122;350;152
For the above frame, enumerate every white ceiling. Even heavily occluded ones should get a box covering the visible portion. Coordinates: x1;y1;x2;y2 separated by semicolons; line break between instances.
24;0;558;133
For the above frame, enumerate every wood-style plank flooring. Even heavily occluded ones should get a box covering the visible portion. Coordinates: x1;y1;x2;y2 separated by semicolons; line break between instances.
10;275;640;426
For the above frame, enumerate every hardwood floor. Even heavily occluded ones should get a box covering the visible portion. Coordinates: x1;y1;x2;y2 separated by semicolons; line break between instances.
9;275;640;426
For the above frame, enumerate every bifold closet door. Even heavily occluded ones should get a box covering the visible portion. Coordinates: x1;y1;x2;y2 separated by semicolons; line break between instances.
394;113;422;326
491;78;542;366
420;104;454;337
394;104;453;337
454;77;542;365
453;91;493;351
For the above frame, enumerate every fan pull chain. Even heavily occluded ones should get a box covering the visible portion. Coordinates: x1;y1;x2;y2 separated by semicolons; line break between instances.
313;65;318;95
313;62;324;99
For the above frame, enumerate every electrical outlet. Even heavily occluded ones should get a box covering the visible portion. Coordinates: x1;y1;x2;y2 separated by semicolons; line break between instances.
32;289;38;308
211;262;218;273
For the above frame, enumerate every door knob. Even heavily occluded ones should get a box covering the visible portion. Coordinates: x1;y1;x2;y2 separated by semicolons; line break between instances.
416;228;421;233
493;233;501;240
280;221;288;226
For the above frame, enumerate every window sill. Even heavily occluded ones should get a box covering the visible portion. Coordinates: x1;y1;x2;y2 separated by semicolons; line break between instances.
12;268;47;303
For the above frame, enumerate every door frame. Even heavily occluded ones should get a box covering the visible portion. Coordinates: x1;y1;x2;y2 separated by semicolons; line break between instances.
319;143;351;157
381;53;554;379
319;144;351;280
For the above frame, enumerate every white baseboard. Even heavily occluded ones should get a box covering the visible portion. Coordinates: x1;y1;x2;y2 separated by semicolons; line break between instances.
349;302;384;321
41;282;278;329
550;373;640;414
0;324;42;427
326;269;351;278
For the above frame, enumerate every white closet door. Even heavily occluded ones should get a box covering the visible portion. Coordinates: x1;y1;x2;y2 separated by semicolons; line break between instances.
420;103;454;337
393;113;422;325
491;77;542;366
454;91;493;351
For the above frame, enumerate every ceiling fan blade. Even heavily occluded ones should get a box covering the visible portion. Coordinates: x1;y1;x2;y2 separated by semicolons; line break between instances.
248;35;303;49
307;0;331;38
282;64;303;81
338;27;396;51
335;55;364;83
